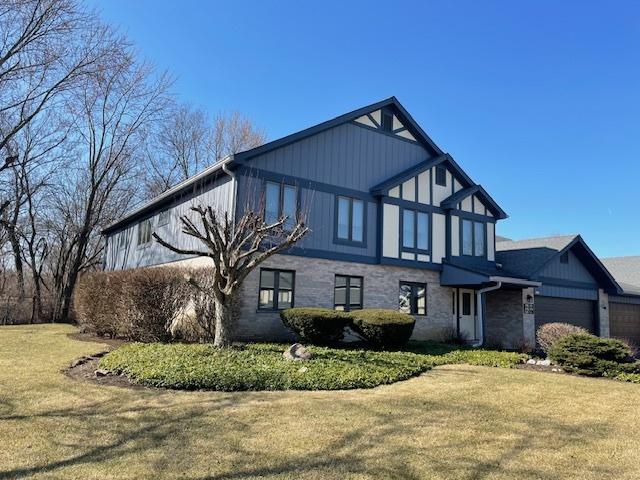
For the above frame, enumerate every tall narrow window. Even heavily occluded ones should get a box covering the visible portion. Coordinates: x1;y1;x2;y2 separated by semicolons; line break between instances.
258;269;295;310
264;181;297;227
462;292;471;315
474;222;485;257
118;230;128;250
402;210;415;248
334;275;363;311
560;252;569;264
336;196;365;244
435;165;447;186
158;209;171;227
417;212;429;250
399;281;427;315
462;219;473;256
137;219;152;246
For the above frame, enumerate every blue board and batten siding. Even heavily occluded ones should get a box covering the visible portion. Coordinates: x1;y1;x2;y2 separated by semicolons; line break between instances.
234;121;434;263
105;177;233;270
535;249;599;301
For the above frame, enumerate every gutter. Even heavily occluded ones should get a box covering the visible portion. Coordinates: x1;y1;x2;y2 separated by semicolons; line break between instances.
473;281;502;347
221;154;237;221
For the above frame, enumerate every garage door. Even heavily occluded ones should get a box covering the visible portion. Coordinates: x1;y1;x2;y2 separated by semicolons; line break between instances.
535;296;597;334
610;303;640;346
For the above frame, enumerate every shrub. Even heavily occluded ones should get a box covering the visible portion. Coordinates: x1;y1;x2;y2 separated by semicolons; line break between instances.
280;308;349;345
350;309;415;348
75;267;194;342
536;322;588;355
548;333;638;377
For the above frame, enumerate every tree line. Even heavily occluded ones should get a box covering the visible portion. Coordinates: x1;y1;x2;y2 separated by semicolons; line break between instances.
0;0;265;324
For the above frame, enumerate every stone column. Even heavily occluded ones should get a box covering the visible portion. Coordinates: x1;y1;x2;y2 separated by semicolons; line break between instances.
522;287;536;349
598;288;610;338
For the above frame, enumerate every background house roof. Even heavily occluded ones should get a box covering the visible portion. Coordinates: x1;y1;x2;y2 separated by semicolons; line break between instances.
602;256;640;295
495;235;578;278
496;235;621;294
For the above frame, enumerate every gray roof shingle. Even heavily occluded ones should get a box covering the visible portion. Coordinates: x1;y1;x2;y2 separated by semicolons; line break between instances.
601;257;640;294
495;235;578;278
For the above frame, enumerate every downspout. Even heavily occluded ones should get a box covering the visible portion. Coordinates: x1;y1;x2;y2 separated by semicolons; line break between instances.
473;281;502;347
221;155;237;222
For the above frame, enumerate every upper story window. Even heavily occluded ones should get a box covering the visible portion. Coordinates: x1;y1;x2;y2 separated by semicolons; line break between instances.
381;111;393;132
334;275;363;311
118;231;128;250
137;219;152;246
462;219;485;257
258;269;294;311
158;209;171;227
402;209;429;251
336;196;365;244
435;165;447;186
560;252;569;264
399;281;427;315
265;181;297;229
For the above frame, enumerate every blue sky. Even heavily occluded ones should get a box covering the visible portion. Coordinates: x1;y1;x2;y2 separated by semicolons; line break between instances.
90;0;639;257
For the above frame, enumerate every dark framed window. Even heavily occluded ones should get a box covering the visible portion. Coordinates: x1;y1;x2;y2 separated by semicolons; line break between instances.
118;231;128;250
334;275;363;311
158;209;171;227
137;219;152;246
401;209;429;252
399;281;427;315
258;269;295;311
435;165;447;186
265;181;297;229
462;292;471;316
381;111;393;132
560;252;569;264
336;196;365;244
462;219;485;257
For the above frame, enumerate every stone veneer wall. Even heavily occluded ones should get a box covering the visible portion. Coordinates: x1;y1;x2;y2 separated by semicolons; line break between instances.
169;254;457;342
484;288;525;350
598;288;610;338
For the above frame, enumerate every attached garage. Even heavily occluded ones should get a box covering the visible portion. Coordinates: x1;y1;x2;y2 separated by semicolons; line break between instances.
610;301;640;346
535;296;598;334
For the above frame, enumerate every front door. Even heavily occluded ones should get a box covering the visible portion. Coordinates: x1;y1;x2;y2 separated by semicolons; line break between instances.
458;289;476;341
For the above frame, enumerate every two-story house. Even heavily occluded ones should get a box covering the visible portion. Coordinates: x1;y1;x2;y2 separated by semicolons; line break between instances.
101;97;623;348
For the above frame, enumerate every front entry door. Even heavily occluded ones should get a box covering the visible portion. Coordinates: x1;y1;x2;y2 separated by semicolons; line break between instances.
458;289;476;341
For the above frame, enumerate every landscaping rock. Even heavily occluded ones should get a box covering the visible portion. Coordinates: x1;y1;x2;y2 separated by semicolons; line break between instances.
298;366;309;373
538;359;551;367
283;343;312;361
526;359;536;365
94;369;109;377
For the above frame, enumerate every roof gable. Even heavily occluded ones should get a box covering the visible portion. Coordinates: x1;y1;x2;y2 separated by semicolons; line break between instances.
496;235;621;293
234;97;443;164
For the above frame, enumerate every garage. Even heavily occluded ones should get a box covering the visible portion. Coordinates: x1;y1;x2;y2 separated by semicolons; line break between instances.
535;296;598;334
610;302;640;346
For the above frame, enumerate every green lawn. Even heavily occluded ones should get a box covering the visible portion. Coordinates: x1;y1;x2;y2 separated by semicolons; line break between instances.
1;325;640;479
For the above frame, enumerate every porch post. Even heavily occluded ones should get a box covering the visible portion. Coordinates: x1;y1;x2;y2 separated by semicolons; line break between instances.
522;287;536;349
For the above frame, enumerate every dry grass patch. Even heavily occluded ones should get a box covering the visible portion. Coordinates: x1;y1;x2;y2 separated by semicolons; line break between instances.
1;325;640;479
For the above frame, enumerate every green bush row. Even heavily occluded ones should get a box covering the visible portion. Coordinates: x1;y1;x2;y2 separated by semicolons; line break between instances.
280;308;415;348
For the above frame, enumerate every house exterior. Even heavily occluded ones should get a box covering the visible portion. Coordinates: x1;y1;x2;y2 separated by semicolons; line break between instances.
601;257;640;345
101;97;638;348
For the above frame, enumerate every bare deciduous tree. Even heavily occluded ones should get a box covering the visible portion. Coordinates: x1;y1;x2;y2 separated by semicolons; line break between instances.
0;0;114;154
144;105;265;196
49;37;172;322
153;205;308;347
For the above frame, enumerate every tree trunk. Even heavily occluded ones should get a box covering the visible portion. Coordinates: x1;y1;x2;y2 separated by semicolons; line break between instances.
213;297;233;347
7;226;24;299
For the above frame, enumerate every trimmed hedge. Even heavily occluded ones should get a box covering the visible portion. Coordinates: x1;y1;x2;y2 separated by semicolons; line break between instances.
549;333;640;377
100;342;432;391
350;309;415;348
280;308;349;345
74;267;214;342
281;308;416;348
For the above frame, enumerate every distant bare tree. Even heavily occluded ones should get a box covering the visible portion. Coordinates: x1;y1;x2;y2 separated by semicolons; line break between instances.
0;0;114;155
49;37;171;322
144;106;265;196
154;204;308;347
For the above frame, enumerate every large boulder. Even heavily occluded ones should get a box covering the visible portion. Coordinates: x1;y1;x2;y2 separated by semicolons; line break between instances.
283;343;312;361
